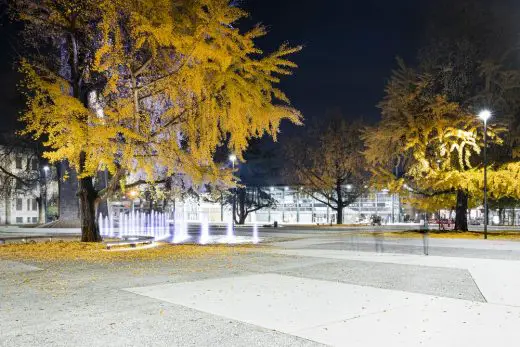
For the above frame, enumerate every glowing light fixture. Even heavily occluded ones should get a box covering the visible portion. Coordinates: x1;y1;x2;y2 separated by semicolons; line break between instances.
478;110;492;122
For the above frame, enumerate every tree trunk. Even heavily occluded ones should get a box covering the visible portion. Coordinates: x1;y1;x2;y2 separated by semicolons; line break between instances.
235;188;247;225
78;175;101;242
336;205;343;225
336;181;343;225
454;190;468;231
238;214;247;225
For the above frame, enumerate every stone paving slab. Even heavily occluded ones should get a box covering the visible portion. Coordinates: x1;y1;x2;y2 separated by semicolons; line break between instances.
124;273;520;347
295;297;520;347
274;259;485;302
125;274;434;332
271;249;520;307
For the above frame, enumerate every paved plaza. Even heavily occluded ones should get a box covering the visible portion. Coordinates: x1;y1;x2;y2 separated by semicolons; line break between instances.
2;226;520;346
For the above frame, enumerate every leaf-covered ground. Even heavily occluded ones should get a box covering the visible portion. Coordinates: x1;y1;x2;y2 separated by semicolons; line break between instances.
0;241;261;263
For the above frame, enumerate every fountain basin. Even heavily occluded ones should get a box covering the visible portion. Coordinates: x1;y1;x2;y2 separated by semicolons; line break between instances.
105;236;154;250
168;235;261;245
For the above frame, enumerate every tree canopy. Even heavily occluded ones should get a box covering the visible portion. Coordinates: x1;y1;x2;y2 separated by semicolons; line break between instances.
13;0;302;240
284;113;368;224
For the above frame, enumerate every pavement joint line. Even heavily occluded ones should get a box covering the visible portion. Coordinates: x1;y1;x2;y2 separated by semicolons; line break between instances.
468;271;488;304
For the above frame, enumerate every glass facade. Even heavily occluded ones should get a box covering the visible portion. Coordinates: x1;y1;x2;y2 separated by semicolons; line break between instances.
253;187;402;225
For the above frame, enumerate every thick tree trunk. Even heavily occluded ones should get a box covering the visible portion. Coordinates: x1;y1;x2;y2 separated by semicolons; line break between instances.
454;190;468;231
78;175;101;242
336;205;343;225
238;214;247;225
235;188;247;225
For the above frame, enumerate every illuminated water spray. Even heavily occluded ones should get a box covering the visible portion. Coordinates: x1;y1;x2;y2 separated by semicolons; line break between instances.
199;214;210;245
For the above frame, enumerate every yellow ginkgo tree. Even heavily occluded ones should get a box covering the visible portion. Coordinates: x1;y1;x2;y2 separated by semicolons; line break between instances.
364;61;504;231
14;0;302;241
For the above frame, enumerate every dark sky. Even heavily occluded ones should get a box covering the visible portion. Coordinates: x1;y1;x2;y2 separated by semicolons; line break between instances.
0;0;425;134
241;0;424;130
0;4;23;133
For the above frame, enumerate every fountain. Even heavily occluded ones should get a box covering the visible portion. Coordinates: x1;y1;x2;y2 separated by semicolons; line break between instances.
98;208;262;246
199;214;210;245
226;219;236;243
253;222;259;244
172;209;189;243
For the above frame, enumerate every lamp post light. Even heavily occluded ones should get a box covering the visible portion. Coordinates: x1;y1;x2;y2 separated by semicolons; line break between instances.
478;110;491;240
229;154;237;229
128;190;138;213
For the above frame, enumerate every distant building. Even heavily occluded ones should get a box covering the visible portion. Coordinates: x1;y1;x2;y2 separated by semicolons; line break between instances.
254;186;401;225
0;144;57;225
110;184;403;225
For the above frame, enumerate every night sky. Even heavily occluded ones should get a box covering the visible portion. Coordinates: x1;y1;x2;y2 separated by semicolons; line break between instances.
0;0;426;135
0;3;23;133
241;0;424;129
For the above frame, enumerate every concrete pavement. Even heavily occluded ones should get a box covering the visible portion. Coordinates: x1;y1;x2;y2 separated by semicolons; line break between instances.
2;227;520;346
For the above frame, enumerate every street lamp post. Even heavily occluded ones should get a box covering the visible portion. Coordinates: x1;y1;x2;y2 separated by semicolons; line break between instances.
42;165;49;223
478;110;491;240
229;154;237;229
282;187;288;223
269;186;274;222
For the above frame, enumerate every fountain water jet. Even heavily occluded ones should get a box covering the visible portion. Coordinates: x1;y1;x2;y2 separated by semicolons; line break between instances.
199;215;210;244
226;219;236;243
173;208;190;243
253;223;259;244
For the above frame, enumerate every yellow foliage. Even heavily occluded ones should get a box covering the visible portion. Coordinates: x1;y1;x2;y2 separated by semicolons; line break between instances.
364;61;510;210
17;0;302;190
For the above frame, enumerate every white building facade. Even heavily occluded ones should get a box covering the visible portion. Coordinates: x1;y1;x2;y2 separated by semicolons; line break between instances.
114;186;402;225
253;187;401;225
0;146;56;225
